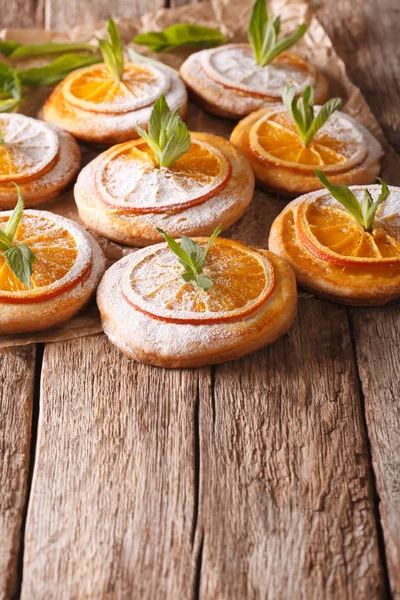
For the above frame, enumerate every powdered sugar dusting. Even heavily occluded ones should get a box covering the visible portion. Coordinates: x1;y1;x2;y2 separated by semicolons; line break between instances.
63;63;171;114
0;113;59;181
96;139;229;211
3;209;93;298
203;45;314;97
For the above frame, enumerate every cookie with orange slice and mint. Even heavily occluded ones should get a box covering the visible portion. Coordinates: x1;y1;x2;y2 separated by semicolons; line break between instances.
269;172;400;305
43;19;187;145
231;83;383;197
180;0;328;120
0;112;80;209
97;224;297;367
74;94;255;246
0;185;105;334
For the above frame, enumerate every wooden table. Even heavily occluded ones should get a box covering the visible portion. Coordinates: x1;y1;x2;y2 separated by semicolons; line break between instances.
1;0;399;598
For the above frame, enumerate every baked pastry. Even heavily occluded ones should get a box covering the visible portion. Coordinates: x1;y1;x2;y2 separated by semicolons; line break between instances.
0;113;80;209
74;94;254;246
0;188;106;334
269;173;400;305
231;85;383;197
180;0;327;119
97;227;297;367
43;20;187;145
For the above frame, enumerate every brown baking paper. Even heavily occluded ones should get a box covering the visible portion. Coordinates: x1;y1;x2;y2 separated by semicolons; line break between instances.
0;0;398;348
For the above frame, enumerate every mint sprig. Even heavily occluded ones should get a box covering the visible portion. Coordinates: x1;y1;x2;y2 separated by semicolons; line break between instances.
282;84;342;146
133;24;227;52
248;0;306;67
0;40;96;59
315;170;390;233
136;94;190;169
98;18;124;81
0;184;35;288
156;225;222;291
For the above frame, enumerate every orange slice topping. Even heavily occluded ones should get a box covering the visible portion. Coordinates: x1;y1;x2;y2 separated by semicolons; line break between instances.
62;62;170;114
202;45;315;99
249;109;367;174
0;114;59;183
0;211;92;303
122;238;275;324
96;136;232;214
296;192;400;266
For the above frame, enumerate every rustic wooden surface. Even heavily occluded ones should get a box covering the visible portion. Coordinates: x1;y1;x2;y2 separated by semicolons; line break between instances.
0;0;399;599
0;346;35;600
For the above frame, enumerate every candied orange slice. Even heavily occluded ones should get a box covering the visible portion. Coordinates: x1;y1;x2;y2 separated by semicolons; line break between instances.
0;114;59;183
202;45;315;99
122;238;275;324
0;211;92;303
96;136;232;214
296;192;400;266
249;109;367;174
62;62;170;114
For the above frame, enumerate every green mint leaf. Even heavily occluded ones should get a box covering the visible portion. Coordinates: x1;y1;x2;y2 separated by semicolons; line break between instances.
303;98;342;146
3;41;96;59
180;236;203;267
365;178;390;232
0;41;20;57
361;189;373;224
0;229;12;250
315;170;364;227
127;48;179;76
197;224;222;271
248;0;268;64
0;62;21;99
0;97;21;113
4;244;35;289
283;85;341;146
157;225;221;291
98;18;124;81
156;228;193;270
148;93;171;146
19;54;100;87
6;184;24;241
160;121;191;168
136;93;190;169
262;23;306;65
195;273;214;291
133;24;227;52
248;0;306;66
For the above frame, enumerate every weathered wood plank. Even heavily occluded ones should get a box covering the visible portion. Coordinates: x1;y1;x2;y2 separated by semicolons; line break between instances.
349;306;400;599
318;0;400;152
43;0;165;31
196;299;386;599
21;334;206;599
0;0;44;28
0;345;36;600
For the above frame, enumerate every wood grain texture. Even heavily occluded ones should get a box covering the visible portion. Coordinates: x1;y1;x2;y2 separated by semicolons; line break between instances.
21;335;206;599
318;0;400;152
0;0;44;28
0;346;35;600
349;306;400;599
43;0;165;31
195;299;386;599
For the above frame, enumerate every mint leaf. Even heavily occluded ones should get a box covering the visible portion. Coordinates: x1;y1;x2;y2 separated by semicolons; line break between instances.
2;41;96;59
133;24;226;52
136;93;190;169
98;18;124;81
248;0;306;66
6;184;24;241
157;224;222;291
315;171;391;232
5;244;35;289
283;85;341;146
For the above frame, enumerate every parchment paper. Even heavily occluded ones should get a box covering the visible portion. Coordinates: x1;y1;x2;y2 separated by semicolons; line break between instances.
0;0;398;348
